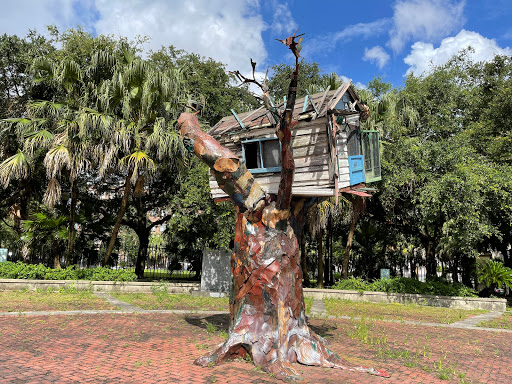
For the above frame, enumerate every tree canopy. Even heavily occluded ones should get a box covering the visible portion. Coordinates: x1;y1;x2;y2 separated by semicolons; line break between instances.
0;27;510;290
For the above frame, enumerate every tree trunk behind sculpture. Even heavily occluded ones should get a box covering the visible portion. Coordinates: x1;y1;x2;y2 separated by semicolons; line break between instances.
178;112;388;380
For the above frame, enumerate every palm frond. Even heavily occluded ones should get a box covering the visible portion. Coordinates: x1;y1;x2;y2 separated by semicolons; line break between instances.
0;150;30;188
44;145;71;178
119;149;156;183
43;177;62;208
31;57;58;83
60;60;82;94
23;129;55;154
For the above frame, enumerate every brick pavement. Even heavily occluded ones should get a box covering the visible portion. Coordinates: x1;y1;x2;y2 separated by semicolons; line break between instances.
1;309;511;384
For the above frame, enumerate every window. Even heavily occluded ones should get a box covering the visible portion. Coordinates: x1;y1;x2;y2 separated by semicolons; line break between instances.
334;92;354;111
346;130;361;157
242;137;281;173
361;131;381;183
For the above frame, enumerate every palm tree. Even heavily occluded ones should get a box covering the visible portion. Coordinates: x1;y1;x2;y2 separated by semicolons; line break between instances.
22;205;68;268
307;196;351;286
97;46;187;264
0;49;123;264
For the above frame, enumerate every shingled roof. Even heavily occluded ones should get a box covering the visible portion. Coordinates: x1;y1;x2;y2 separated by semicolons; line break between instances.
209;82;363;137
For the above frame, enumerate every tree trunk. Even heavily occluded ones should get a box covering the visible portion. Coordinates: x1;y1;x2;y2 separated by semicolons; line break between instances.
451;257;459;283
65;179;78;266
324;218;330;286
329;218;334;284
104;165;134;265
178;113;388;380
134;194;149;279
500;244;511;269
300;232;309;287
135;233;149;279
342;221;354;280
52;240;61;269
461;254;474;288
317;227;324;289
425;237;437;279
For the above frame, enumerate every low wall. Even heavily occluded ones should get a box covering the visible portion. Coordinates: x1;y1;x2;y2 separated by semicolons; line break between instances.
0;279;200;294
0;279;505;312
303;288;506;312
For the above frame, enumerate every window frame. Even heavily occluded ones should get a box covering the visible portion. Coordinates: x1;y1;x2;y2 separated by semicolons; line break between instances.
241;136;282;173
361;130;381;183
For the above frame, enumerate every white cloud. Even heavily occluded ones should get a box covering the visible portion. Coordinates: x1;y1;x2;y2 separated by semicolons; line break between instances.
94;0;267;75
0;0;267;75
389;0;465;53
302;18;390;58
363;46;390;68
404;29;512;75
0;0;76;36
270;1;297;35
333;19;391;42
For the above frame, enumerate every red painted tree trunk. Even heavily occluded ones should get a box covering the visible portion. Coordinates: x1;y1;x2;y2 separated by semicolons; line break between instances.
178;113;388;380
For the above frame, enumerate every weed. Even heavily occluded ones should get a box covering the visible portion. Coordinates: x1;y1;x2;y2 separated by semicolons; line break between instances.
206;322;217;334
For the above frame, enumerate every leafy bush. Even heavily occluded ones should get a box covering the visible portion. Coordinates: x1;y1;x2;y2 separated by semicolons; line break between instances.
0;262;137;281
331;276;477;297
477;260;512;290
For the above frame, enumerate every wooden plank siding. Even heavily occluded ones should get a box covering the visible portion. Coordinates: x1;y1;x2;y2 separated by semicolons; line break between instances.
210;116;353;198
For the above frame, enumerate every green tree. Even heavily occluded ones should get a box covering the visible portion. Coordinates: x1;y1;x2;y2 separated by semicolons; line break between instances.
98;45;187;264
22;204;68;268
149;46;258;125
165;158;234;278
477;259;512;293
267;60;323;100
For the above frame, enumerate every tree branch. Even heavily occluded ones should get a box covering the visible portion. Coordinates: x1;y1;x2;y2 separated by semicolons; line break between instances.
178;113;267;214
148;214;172;230
275;31;302;211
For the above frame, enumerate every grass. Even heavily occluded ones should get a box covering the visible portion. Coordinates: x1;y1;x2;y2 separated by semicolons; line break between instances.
110;292;229;311
122;268;197;281
324;298;486;324
345;315;470;381
0;287;115;312
477;312;512;329
304;296;313;315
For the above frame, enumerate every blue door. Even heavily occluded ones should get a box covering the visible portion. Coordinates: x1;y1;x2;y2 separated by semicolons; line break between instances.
348;155;365;185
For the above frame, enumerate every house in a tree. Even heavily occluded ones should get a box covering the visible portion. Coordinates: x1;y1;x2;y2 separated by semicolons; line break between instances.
208;82;381;200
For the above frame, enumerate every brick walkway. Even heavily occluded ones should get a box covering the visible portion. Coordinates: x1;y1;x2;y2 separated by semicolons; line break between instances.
0;299;511;383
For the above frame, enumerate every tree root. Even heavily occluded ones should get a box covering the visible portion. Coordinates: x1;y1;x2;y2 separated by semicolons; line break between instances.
194;326;390;381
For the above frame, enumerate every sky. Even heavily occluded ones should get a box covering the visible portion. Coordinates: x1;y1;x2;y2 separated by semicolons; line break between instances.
1;0;512;89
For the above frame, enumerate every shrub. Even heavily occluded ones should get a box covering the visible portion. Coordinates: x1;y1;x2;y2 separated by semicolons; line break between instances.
331;276;477;297
477;260;512;290
0;262;137;282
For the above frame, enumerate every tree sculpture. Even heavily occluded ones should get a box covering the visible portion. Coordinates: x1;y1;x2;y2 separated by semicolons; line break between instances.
178;33;389;381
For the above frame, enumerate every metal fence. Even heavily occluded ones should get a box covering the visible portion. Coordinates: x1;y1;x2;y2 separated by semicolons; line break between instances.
105;246;196;280
5;245;196;280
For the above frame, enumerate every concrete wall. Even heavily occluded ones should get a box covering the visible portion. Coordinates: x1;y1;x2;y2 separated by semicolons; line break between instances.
303;288;506;312
0;279;505;312
0;279;200;294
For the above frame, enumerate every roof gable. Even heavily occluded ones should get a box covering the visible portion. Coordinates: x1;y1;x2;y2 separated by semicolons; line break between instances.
209;83;363;137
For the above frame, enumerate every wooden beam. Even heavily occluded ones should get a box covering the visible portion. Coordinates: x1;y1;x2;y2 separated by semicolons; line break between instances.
230;109;246;130
218;106;266;135
325;82;352;114
312;86;331;120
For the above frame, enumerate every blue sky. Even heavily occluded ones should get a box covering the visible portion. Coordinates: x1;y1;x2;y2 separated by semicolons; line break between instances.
1;0;512;89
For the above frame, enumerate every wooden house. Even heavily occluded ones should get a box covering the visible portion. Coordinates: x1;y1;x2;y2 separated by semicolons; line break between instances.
208;82;381;200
